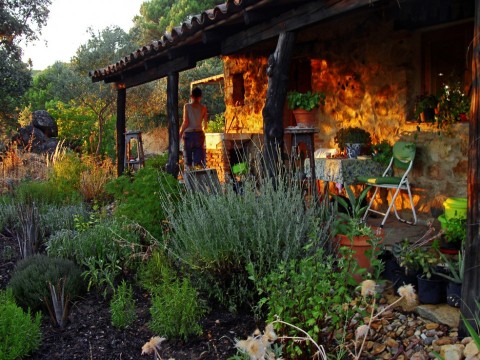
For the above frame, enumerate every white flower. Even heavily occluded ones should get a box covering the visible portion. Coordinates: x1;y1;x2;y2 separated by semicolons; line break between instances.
361;279;376;297
141;336;165;356
397;284;417;306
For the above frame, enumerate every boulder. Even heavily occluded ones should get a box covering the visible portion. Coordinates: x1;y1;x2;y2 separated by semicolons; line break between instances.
32;110;58;137
14;125;47;153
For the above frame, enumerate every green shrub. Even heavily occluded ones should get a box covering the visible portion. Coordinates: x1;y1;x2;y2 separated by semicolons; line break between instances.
13;179;81;205
137;250;172;292
149;272;206;340
163;169;333;311
0;289;42;360
106;166;180;239
9;254;84;313
110;280;136;329
48;151;84;195
254;248;354;358
39;203;88;238
145;153;169;170
47;217;144;297
0;199;17;233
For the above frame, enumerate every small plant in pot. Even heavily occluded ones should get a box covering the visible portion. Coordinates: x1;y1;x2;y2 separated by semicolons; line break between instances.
334;127;372;158
287;91;326;128
436;83;470;128
414;94;437;122
397;243;442;304
433;249;464;307
333;185;383;282
440;217;466;253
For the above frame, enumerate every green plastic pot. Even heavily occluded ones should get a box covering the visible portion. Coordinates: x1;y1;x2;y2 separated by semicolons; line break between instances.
438;214;448;230
443;197;467;221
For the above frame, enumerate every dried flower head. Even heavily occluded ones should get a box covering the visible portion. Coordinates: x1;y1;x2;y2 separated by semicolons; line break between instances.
264;323;278;342
236;336;266;360
397;284;417;306
361;279;376;297
141;336;166;356
355;324;370;341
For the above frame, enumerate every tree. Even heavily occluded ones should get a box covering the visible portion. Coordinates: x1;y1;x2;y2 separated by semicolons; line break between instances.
70;26;139;155
24;61;79;110
133;0;221;44
0;0;51;132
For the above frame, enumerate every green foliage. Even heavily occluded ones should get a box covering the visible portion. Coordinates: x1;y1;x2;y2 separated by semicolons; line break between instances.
163;170;333;311
46;217;144;297
9;254;84;313
436;83;470;127
24;62;79;110
110;281;136;328
106;166;180;239
205;113;225;133
434;250;464;284
145;153;169;169
149;271;206;340
444;217;466;244
134;0;220;43
138;250;172;292
287;91;326;111
0;289;42;360
48;151;84;195
394;239;439;278
414;94;438;119
334;186;372;238
371;140;393;166
254;248;354;358
334;127;372;151
12;180;82;206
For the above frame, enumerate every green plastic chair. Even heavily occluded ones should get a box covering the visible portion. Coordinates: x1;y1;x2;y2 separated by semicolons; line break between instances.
357;141;417;227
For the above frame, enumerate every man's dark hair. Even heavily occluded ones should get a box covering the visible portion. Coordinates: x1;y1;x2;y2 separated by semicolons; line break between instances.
191;87;202;98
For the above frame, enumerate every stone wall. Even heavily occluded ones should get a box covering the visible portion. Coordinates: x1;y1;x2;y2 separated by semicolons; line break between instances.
221;11;469;217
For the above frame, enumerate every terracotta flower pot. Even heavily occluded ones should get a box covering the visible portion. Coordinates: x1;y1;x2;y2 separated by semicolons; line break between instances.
292;109;317;128
334;231;384;282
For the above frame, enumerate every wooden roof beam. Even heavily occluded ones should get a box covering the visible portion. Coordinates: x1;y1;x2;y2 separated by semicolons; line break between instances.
222;0;382;55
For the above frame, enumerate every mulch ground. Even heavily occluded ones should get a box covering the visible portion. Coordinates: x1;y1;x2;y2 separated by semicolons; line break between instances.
0;234;258;360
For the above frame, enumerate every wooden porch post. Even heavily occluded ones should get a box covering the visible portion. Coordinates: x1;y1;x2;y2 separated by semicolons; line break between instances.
461;0;480;332
262;32;295;176
166;72;180;177
116;84;126;177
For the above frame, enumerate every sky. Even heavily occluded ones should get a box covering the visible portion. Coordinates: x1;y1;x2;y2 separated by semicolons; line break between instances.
22;0;145;70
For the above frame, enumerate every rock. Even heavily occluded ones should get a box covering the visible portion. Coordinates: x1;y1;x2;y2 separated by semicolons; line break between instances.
464;341;480;357
425;323;440;330
14;125;47;152
385;337;399;349
435;337;454;346
410;350;427;360
372;343;386;355
32;110;58;137
440;344;465;360
425;329;437;337
416;304;460;328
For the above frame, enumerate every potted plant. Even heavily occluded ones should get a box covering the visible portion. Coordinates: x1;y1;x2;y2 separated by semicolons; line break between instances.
433;249;464;307
440;217;466;254
287;91;326;128
371;140;393;166
334;127;372;158
436;83;470;129
333;186;383;281
396;242;443;304
414;94;438;122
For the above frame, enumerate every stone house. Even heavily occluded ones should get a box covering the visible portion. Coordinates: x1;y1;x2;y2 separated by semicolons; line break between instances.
90;0;475;217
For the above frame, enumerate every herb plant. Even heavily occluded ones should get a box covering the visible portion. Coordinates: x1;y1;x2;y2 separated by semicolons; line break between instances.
334;127;372;151
0;289;42;360
287;91;326;111
110;280;136;328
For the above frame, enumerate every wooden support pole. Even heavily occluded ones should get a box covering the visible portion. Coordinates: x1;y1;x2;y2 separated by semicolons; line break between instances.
461;0;480;333
166;72;180;178
116;85;126;177
262;32;295;177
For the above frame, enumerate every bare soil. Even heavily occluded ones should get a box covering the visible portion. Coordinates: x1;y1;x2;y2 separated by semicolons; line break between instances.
0;234;258;360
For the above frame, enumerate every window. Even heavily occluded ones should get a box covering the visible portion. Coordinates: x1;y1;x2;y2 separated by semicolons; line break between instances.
421;21;473;96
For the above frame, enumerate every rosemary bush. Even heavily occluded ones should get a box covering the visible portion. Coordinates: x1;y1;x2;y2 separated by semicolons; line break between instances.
0;289;42;360
9;254;84;313
110;280;136;329
163;168;333;310
149;271;206;340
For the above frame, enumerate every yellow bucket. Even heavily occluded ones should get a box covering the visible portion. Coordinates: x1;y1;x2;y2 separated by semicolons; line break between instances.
443;197;467;220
